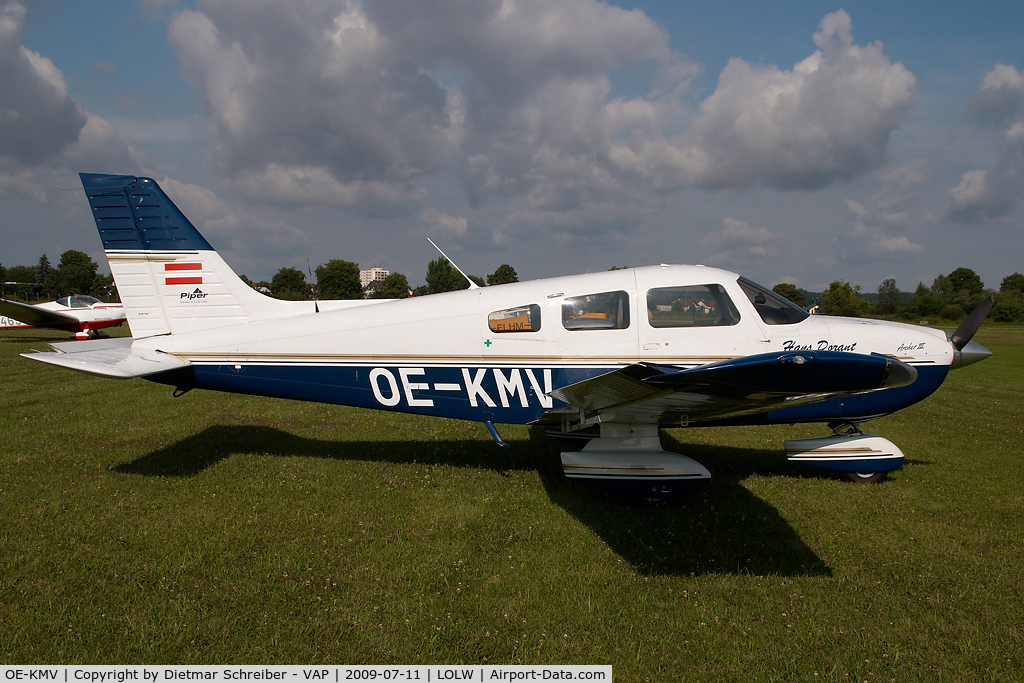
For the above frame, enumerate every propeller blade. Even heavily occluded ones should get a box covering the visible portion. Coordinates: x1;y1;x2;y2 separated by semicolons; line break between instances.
950;296;993;351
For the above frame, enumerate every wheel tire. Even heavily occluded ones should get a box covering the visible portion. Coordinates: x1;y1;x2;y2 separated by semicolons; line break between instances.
844;471;888;484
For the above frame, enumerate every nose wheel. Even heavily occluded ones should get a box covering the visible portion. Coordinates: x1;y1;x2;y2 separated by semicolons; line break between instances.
844;471;888;484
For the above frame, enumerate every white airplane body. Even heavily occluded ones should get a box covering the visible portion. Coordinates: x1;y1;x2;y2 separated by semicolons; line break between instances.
0;295;125;339
22;174;993;496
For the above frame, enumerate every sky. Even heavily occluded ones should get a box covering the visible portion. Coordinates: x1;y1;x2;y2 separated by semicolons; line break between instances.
1;0;1023;293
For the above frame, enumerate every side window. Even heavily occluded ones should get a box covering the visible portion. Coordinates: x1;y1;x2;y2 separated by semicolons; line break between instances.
488;304;541;333
646;285;741;327
738;277;810;325
562;291;630;331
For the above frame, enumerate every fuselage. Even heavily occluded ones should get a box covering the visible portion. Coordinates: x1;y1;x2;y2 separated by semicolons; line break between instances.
135;264;955;428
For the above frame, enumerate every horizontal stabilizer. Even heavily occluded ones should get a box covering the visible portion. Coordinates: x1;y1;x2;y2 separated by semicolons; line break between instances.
21;337;190;379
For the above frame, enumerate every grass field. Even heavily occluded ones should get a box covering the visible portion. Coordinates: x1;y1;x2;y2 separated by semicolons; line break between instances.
1;326;1021;680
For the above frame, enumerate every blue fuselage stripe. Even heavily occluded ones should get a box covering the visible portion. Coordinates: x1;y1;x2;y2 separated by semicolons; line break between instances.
183;362;950;427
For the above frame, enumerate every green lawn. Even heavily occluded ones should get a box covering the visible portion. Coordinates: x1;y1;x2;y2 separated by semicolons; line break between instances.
1;327;1021;681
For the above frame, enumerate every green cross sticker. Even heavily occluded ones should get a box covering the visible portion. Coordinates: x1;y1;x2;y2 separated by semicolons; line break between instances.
484;339;492;347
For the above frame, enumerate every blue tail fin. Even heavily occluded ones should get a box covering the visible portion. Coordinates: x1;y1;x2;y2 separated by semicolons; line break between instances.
80;174;213;251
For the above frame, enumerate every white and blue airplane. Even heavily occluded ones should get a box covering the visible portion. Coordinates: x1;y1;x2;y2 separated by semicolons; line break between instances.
22;174;993;496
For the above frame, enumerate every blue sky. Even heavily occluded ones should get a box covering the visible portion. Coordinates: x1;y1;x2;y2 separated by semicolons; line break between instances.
3;0;1023;293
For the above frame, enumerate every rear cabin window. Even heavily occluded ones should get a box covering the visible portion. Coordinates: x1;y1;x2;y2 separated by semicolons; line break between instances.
738;277;810;325
562;291;630;331
488;304;542;333
646;285;741;327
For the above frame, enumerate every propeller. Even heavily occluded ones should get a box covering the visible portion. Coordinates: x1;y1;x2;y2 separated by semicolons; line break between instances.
950;296;993;351
948;296;994;369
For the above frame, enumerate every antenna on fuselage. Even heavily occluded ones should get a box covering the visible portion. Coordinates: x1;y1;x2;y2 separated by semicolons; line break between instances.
307;258;320;312
426;237;479;290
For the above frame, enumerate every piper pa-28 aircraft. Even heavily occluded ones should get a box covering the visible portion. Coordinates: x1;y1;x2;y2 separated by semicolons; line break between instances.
1;295;125;339
22;174;993;497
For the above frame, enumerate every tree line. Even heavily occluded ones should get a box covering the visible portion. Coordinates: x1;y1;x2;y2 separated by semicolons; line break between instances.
771;267;1024;323
6;251;1022;325
1;251;115;301
244;259;520;301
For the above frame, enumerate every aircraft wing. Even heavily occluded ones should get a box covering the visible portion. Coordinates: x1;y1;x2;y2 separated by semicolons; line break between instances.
547;350;918;426
21;337;190;379
0;298;78;327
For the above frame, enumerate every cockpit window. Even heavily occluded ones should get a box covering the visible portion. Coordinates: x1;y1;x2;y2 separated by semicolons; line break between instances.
488;304;541;333
738;277;809;325
68;295;101;308
55;297;69;307
562;291;630;330
646;285;740;327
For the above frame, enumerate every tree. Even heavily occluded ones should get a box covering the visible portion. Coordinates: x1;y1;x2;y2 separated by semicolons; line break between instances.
4;265;37;300
875;278;901;316
487;264;519;285
933;267;987;319
91;273;117;301
904;282;941;320
820;280;870;317
424;257;469;294
270;267;311;300
1000;272;1024;294
771;283;806;308
56;250;99;295
993;272;1024;322
315;260;363;299
946;267;984;296
369;272;411;299
992;295;1024;322
36;255;56;298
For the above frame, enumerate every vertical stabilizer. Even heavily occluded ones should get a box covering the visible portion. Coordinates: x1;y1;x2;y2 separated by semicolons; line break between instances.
81;174;301;337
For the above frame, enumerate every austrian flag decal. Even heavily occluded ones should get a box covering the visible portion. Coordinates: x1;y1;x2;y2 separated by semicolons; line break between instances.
164;262;202;285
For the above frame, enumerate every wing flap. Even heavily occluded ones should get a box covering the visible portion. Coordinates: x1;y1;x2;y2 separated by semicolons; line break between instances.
549;364;664;412
21;337;190;379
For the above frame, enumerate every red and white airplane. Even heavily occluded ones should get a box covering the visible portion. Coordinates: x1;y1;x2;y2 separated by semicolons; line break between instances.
0;295;125;339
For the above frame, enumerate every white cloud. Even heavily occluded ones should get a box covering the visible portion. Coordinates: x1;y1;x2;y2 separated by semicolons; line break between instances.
842;195;922;256
946;68;1024;223
161;3;916;241
160;174;312;272
662;10;915;190
876;158;928;189
0;1;87;165
222;164;427;216
420;207;468;237
0;0;151;206
965;63;1024;126
700;216;780;266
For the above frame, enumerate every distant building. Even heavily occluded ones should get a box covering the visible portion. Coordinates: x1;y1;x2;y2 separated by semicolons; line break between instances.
360;267;388;289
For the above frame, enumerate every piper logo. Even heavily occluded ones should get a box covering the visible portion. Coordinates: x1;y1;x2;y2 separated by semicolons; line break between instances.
181;288;208;301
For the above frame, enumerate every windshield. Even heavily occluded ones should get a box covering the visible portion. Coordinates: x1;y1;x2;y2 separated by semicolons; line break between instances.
69;295;101;308
738;277;809;325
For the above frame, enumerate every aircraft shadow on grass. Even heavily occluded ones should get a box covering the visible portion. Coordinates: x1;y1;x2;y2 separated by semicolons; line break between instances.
116;424;831;578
